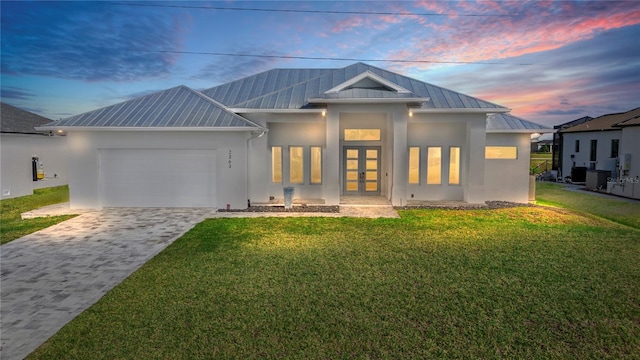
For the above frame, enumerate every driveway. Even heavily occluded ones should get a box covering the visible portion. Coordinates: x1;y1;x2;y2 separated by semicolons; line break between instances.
0;208;214;360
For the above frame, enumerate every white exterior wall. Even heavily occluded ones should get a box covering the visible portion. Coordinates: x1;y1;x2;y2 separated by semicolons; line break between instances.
1;133;68;199
484;133;531;203
609;126;640;199
560;130;621;178
407;119;467;201
65;130;248;209
407;113;487;203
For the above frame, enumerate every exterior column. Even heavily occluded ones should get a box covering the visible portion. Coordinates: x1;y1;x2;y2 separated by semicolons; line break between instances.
391;109;408;206
324;108;340;205
464;119;486;203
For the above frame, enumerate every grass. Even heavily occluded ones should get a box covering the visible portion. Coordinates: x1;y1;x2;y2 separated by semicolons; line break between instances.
536;182;640;230
29;204;640;358
530;152;552;173
0;185;76;245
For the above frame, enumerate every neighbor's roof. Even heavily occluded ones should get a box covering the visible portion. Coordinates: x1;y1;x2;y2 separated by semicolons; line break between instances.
41;86;264;130
614;115;640;127
202;62;508;110
1;102;52;134
560;107;640;133
487;113;551;133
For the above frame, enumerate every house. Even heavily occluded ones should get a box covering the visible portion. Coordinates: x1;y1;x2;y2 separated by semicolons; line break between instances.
558;107;640;199
552;116;593;171
39;63;550;209
1;103;68;199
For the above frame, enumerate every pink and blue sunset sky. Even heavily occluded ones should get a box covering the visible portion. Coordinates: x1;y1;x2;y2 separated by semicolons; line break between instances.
1;0;639;126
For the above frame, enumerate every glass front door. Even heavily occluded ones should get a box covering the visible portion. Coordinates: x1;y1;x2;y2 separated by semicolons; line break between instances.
343;146;381;195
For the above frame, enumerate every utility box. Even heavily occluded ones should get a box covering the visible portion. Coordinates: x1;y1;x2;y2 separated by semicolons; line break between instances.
586;170;611;191
571;166;587;182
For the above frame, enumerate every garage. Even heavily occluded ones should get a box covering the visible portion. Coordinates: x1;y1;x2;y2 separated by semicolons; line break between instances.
99;149;217;208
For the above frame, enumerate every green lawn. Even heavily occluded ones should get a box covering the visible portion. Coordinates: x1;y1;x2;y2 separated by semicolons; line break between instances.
0;185;76;245
530;152;552;173
30;201;639;358
536;182;640;229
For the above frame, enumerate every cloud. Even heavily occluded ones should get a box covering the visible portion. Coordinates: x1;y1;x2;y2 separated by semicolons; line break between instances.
0;86;36;100
415;24;640;126
0;2;187;81
387;0;640;67
191;51;282;84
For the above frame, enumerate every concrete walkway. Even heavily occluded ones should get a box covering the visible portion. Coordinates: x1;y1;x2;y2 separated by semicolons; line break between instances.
1;204;399;359
0;208;214;360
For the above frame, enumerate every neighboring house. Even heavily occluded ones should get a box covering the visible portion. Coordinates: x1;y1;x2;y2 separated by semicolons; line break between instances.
40;62;550;209
552;115;593;171
1;102;68;199
558;107;640;199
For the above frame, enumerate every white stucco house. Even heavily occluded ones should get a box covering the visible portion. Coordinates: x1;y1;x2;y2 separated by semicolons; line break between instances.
558;107;640;199
39;63;550;209
1;102;68;199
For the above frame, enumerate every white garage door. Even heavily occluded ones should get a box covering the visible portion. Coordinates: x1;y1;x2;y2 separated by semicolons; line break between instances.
99;149;216;207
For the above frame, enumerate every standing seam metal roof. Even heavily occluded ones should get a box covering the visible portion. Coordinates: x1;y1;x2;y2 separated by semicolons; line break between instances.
487;113;550;132
43;86;264;129
202;63;507;110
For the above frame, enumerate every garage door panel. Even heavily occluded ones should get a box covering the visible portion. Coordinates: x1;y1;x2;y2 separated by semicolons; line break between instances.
100;149;216;208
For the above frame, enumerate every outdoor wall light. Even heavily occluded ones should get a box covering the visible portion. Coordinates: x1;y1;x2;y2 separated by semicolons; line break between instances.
321;110;326;117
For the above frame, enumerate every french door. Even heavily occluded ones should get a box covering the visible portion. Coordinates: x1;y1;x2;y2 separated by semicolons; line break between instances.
343;146;381;195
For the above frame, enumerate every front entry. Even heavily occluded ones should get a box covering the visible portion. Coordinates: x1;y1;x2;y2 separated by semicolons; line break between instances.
343;146;381;195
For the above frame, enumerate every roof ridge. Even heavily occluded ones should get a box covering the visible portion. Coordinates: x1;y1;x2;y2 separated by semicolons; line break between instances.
191;88;265;129
229;67;340;108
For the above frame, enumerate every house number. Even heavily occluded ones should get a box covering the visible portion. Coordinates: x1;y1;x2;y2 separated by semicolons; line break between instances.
228;150;232;168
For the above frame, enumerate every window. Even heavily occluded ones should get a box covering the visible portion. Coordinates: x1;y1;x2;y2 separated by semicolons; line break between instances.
310;146;322;184
344;129;381;141
611;139;619;158
449;147;460;185
590;140;597;162
485;146;517;159
271;146;282;183
408;147;420;184
575;140;580;153
427;147;441;184
289;146;304;183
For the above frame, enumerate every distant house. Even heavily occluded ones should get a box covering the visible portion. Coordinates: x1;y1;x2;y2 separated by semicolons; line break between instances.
1;102;68;199
552;116;593;171
558;107;640;199
39;62;551;209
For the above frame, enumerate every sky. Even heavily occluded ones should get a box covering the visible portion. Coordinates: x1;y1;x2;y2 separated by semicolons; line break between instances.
1;0;639;127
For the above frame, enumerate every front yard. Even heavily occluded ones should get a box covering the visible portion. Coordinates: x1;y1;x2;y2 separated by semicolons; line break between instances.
29;193;640;358
0;186;75;245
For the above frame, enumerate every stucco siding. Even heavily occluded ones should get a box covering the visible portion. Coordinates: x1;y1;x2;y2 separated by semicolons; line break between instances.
484;133;531;203
609;127;640;199
560;130;622;178
1;134;68;199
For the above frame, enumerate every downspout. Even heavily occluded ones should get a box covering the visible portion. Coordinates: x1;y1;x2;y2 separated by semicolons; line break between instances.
246;130;267;208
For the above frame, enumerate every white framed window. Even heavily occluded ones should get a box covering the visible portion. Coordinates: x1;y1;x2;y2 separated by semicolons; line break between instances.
289;146;304;184
408;147;420;184
485;146;517;159
271;146;282;183
427;147;442;185
310;146;322;184
449;147;460;185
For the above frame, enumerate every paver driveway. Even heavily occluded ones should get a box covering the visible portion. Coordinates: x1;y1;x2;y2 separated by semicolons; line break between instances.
0;208;214;360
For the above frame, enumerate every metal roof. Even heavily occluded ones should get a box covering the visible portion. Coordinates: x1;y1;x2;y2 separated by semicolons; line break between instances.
42;86;264;129
487;113;551;132
560;107;640;133
1;102;52;134
202;62;507;110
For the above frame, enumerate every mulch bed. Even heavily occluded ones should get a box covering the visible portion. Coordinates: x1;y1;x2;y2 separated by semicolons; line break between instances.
394;201;537;210
218;201;534;213
218;205;340;213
